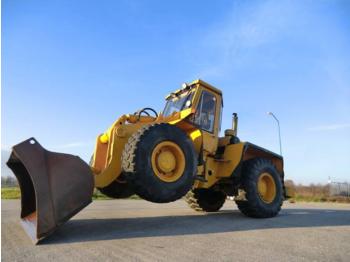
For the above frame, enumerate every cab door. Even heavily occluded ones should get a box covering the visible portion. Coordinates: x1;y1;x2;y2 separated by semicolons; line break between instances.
192;89;222;154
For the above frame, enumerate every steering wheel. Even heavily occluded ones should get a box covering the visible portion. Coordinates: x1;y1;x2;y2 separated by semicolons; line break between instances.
136;107;158;119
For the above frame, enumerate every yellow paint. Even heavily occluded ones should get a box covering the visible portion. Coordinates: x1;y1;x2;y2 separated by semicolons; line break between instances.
193;87;222;155
201;132;218;154
196;142;245;188
91;79;285;195
218;136;230;147
197;165;204;175
99;133;109;143
166;79;222;99
157;151;176;172
190;79;222;95
188;129;202;153
217;143;245;177
151;141;185;183
257;172;276;203
169;108;194;125
202;157;219;188
93;116;154;188
92;81;224;188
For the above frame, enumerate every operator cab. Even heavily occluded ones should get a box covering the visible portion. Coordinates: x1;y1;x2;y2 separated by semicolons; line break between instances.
163;79;223;155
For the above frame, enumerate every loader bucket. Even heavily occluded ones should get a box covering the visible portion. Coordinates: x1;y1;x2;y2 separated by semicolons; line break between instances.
6;138;94;243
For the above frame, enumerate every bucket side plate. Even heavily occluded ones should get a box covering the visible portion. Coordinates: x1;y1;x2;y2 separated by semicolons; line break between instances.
6;138;94;243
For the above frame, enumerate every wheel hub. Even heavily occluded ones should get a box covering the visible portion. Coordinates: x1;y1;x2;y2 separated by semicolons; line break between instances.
157;150;176;173
257;172;276;203
151;141;185;183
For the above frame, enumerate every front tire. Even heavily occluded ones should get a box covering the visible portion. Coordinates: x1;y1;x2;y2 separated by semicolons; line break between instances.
122;123;197;203
235;158;283;218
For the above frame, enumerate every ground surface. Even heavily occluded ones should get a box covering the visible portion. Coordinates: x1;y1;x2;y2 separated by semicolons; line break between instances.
2;200;350;262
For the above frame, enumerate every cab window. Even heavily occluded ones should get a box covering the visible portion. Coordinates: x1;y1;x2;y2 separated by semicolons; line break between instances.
163;90;194;117
192;91;216;133
218;104;223;132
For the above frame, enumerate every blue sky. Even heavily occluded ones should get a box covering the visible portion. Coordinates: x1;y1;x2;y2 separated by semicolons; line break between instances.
2;0;350;184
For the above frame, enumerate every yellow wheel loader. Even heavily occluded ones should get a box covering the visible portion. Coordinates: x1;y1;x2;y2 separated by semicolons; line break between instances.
7;79;287;243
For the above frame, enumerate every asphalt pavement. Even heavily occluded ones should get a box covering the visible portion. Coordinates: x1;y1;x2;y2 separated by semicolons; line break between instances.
2;199;350;261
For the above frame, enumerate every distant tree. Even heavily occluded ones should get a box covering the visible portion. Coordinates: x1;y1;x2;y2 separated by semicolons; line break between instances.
284;179;295;187
1;176;18;187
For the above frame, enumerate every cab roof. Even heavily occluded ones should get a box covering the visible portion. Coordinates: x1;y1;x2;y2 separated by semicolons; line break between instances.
191;79;222;95
165;79;222;100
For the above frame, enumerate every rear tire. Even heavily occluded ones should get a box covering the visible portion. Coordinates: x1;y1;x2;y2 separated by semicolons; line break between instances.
235;158;283;218
185;188;226;212
122;123;197;203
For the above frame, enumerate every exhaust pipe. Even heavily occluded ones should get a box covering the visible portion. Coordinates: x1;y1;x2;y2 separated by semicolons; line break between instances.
232;113;238;137
6;138;94;243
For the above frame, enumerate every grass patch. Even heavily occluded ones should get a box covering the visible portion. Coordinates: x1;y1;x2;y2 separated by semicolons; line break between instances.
2;187;347;203
1;187;21;199
1;187;141;200
290;194;350;204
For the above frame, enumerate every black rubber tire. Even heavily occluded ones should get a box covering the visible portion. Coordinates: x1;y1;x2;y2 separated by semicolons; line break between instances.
97;177;135;199
121;123;197;203
185;188;226;212
235;158;283;218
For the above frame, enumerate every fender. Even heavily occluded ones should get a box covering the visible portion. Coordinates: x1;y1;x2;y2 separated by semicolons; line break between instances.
196;142;284;189
242;142;284;175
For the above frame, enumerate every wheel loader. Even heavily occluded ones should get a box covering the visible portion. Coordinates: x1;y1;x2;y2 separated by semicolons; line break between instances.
7;79;287;243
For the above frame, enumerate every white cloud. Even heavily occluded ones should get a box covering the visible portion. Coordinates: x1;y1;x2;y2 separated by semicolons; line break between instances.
307;124;350;131
189;1;300;79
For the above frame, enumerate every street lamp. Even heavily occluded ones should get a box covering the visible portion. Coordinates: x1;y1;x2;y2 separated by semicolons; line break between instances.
267;112;282;156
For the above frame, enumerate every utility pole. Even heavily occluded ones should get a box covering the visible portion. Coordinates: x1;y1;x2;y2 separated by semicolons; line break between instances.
267;112;282;156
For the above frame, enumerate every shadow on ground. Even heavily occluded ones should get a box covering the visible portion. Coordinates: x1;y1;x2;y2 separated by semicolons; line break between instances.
42;208;350;245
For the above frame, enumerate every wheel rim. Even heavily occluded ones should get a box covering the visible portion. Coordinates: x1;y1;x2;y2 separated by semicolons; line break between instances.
257;172;276;203
151;141;185;182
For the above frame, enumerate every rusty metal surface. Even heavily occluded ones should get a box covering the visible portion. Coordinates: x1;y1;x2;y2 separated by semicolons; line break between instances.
6;138;94;244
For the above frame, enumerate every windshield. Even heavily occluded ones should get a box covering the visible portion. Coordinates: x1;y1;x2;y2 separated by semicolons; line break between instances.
163;90;194;117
